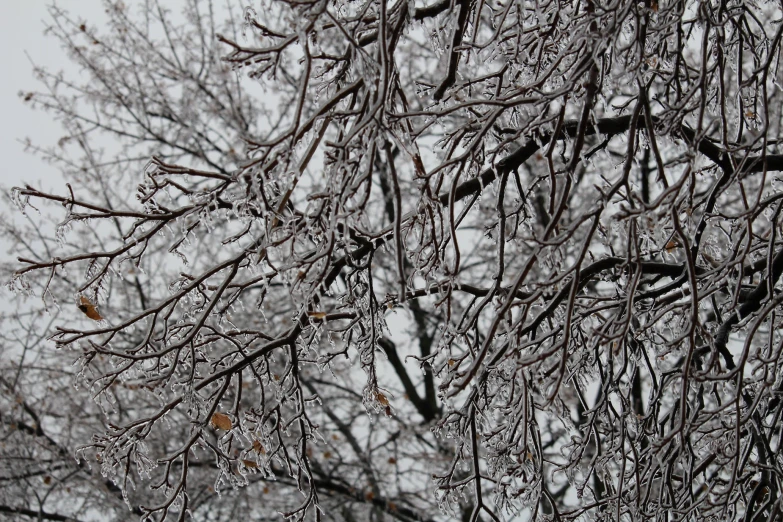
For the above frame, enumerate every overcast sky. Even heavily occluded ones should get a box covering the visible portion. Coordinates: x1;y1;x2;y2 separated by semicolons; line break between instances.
0;1;104;191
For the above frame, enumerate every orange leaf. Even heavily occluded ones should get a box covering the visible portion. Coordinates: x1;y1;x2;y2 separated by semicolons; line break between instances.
665;239;679;253
78;296;103;321
307;311;327;320
242;459;258;469
211;412;232;431
252;440;266;454
375;392;389;406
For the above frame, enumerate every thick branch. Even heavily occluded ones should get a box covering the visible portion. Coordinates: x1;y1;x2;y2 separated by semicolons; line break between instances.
0;505;85;522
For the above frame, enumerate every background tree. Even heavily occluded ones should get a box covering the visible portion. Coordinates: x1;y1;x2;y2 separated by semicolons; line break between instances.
4;0;783;521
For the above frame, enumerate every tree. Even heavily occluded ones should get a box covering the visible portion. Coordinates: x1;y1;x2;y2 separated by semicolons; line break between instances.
4;0;783;520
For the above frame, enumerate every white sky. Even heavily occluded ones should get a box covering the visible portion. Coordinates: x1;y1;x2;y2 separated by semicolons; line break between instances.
0;1;104;192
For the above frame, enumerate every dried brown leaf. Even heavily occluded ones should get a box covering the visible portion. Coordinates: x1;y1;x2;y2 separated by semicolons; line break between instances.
211;412;232;431
78;296;103;321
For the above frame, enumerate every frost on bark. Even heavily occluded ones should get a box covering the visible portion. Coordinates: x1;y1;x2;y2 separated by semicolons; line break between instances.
3;0;783;520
